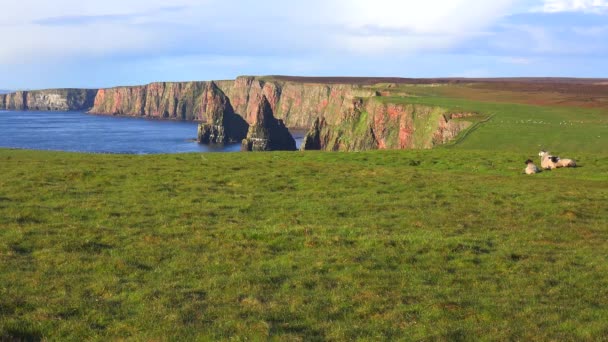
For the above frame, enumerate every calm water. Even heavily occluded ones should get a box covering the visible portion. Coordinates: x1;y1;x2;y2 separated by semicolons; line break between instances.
0;111;304;154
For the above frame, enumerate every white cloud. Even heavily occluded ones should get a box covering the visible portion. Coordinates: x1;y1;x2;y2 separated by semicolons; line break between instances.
0;0;204;64
0;1;201;26
540;0;608;13
324;0;518;54
0;0;523;65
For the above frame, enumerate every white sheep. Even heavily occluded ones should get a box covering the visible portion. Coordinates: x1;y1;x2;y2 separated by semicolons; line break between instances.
556;157;577;168
539;151;558;170
524;159;541;175
539;150;577;170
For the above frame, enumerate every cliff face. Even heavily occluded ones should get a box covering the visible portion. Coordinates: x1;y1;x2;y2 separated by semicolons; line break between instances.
91;81;231;121
89;77;372;129
1;89;97;111
91;86;148;116
301;98;474;151
3;91;28;110
3;76;477;152
196;83;248;144
217;77;374;128
241;96;297;151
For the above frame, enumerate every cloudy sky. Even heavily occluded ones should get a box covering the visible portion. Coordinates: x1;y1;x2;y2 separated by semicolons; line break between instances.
1;0;607;89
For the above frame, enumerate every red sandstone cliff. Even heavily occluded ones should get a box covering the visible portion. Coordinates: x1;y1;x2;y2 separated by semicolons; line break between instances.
2;76;478;151
302;99;476;151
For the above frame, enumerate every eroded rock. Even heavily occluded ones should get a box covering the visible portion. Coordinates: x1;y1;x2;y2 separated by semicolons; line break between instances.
241;96;297;151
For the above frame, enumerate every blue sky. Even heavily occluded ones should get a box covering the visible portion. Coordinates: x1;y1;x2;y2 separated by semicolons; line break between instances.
1;0;607;89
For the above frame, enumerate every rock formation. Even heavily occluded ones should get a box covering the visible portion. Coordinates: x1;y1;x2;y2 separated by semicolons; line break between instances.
86;77;374;128
301;118;324;151
241;96;297;151
301;98;475;151
0;89;97;111
432;113;475;145
196;83;248;144
217;77;374;129
2;91;28;110
2;76;478;152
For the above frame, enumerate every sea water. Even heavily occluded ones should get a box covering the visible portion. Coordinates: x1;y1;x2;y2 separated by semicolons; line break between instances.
0;111;304;154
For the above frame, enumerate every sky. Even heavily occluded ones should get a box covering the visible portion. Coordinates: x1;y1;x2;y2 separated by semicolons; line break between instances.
1;0;607;89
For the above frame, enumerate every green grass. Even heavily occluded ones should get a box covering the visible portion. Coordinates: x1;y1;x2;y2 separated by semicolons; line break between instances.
2;84;608;340
1;148;607;340
378;92;608;154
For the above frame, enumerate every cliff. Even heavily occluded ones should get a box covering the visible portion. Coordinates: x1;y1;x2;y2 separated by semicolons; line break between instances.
1;89;97;111
2;91;27;110
196;83;248;144
216;77;374;129
241;96;297;151
301;98;475;151
2;76;479;152
91;82;223;120
88;77;373;128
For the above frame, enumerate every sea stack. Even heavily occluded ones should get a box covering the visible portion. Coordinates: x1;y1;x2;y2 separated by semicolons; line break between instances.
241;95;297;152
197;83;248;144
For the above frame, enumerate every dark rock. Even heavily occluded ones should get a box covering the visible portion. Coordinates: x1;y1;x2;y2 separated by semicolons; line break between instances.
197;83;248;144
241;96;297;151
301;117;324;150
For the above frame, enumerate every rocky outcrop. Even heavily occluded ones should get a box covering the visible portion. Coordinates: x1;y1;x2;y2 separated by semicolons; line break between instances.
3;91;28;110
432;113;475;145
241;96;297;152
91;86;147;116
0;89;97;111
87;77;377;149
196;83;248;144
217;77;374;129
301;98;475;151
301;118;324;150
2;76;478;152
87;77;474;151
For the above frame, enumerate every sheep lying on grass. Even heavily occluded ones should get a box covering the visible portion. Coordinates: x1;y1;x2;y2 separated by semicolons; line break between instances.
525;159;541;175
539;151;577;170
539;151;558;170
556;157;577;168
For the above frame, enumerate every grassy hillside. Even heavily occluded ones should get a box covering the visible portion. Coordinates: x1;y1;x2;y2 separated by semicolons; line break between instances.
2;81;608;340
1;148;607;340
375;87;608;154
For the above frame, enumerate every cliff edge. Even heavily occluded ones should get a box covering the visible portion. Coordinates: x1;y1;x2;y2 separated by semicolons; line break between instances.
1;89;97;111
2;77;479;151
241;96;297;151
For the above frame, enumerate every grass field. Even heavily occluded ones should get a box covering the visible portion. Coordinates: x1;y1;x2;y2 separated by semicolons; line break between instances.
1;83;608;340
376;84;608;154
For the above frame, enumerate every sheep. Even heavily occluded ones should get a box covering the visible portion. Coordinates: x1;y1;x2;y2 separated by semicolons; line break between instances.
524;159;541;175
539;150;577;169
539;151;559;170
556;157;577;168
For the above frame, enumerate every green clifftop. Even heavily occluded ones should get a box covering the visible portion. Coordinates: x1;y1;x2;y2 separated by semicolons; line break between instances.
301;98;476;151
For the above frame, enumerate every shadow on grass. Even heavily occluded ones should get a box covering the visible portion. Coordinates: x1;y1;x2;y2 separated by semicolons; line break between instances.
1;322;43;342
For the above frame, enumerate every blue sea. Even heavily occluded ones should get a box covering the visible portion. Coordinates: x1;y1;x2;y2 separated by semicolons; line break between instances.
0;110;304;154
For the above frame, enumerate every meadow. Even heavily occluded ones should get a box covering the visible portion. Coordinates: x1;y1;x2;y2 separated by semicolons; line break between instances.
1;84;608;340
